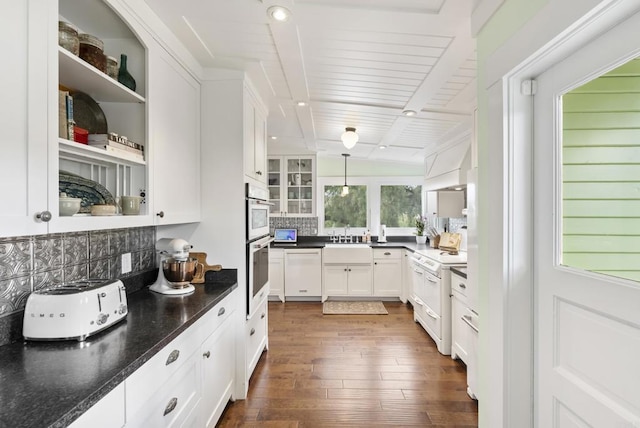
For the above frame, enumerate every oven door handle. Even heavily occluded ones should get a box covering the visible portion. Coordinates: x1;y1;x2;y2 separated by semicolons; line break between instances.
253;238;275;249
254;200;274;206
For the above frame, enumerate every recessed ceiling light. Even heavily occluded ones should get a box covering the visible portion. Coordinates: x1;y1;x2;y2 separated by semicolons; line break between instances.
296;101;307;107
267;5;291;22
402;110;417;116
379;145;387;149
270;136;278;140
454;187;463;191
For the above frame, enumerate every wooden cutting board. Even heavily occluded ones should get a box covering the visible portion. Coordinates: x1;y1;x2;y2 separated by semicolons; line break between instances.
438;232;461;254
189;252;222;284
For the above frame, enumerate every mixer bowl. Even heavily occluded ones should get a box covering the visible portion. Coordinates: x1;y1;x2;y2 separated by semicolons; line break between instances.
162;257;199;288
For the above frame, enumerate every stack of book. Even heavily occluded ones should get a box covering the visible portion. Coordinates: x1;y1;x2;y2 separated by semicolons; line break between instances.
58;90;75;141
88;133;145;162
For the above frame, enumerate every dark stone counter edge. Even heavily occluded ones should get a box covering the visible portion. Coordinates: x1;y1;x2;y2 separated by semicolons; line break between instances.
271;239;428;252
52;281;238;428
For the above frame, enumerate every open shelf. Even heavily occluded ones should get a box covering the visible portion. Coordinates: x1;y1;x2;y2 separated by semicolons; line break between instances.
58;48;145;103
59;139;146;166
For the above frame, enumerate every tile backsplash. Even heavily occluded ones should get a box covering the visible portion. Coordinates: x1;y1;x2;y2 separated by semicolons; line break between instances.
0;227;156;318
270;217;318;236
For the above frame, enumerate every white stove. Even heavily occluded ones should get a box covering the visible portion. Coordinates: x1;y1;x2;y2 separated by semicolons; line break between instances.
410;249;467;355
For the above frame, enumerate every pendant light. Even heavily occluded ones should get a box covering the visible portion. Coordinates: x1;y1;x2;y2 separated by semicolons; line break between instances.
341;127;359;149
341;153;350;196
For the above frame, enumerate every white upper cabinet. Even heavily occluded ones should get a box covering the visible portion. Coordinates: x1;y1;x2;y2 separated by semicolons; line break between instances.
268;156;316;217
0;0;204;238
0;0;51;237
148;43;201;225
244;88;267;186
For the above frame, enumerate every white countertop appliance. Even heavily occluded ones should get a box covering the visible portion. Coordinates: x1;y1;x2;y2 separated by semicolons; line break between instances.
150;238;199;295
23;279;128;341
410;249;466;355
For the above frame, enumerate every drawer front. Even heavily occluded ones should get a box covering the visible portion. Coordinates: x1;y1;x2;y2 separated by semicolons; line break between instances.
415;299;442;340
250;283;269;318
373;248;402;259
246;300;268;377
451;273;468;298
421;271;441;314
126;327;200;409
127;350;201;428
270;248;284;260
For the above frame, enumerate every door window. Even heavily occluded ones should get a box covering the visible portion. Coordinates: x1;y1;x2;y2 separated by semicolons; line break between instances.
562;57;640;282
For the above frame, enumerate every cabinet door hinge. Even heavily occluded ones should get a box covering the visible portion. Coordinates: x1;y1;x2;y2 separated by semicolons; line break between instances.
520;79;537;96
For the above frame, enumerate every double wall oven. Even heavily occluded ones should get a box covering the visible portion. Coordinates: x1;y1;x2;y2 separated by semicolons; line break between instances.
246;183;272;318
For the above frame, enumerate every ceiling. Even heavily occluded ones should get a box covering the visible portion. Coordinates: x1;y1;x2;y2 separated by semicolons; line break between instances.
143;0;477;165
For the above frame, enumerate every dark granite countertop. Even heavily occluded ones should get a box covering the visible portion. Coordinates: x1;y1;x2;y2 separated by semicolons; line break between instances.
271;236;431;253
0;274;238;428
451;266;467;278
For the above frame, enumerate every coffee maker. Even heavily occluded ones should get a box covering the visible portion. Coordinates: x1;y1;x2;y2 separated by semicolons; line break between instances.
150;238;201;295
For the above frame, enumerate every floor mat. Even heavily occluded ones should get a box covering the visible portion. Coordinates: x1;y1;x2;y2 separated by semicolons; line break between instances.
322;301;388;315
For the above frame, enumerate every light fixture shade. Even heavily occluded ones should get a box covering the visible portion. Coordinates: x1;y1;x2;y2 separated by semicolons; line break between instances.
267;5;291;22
341;127;358;149
341;153;350;197
341;185;349;196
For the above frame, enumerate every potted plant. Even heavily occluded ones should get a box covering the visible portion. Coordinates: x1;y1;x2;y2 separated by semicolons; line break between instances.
415;215;427;244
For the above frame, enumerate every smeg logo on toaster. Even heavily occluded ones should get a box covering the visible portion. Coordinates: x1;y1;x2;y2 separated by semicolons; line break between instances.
30;313;66;318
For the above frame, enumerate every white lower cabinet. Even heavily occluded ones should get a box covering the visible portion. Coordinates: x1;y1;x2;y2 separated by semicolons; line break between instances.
322;265;372;299
201;308;235;427
269;248;285;302
373;249;402;297
451;293;469;363
284;249;322;297
126;349;201;428
99;290;238;428
69;383;125;428
246;299;268;382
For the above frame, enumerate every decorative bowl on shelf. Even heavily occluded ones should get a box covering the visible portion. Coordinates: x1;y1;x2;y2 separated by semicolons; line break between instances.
59;194;82;216
59;171;116;213
90;205;117;216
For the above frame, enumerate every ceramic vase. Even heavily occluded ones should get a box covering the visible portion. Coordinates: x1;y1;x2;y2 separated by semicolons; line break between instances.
117;54;136;91
416;235;427;244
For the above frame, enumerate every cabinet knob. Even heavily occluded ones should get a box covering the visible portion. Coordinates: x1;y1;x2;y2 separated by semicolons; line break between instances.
218;307;226;316
35;211;52;222
261;312;266;319
163;397;178;416
256;170;263;175
203;350;211;359
156;211;165;218
459;283;466;289
250;328;256;336
374;262;377;265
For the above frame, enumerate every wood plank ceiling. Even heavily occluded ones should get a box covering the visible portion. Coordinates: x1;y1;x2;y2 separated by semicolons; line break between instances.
143;0;476;164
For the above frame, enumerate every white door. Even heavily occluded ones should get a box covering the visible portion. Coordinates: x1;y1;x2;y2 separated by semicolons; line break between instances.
534;11;640;427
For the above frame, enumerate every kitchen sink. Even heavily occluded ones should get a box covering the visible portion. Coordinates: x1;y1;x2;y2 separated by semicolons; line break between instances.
323;243;372;264
324;243;370;248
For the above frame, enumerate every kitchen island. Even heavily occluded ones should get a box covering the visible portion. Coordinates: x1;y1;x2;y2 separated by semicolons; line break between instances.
0;272;238;428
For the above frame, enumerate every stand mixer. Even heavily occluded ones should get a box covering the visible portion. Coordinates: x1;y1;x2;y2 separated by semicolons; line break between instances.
150;238;201;295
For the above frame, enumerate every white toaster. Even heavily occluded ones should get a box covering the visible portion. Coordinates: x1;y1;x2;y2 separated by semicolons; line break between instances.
23;279;128;341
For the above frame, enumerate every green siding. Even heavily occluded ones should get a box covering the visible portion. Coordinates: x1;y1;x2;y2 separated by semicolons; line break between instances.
562;59;640;282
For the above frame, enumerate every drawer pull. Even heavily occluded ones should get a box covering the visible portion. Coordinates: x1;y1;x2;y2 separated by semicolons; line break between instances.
299;289;307;293
425;308;439;319
218;307;226;316
163;397;178;416
166;349;180;366
250;328;256;336
261;312;266;319
462;315;479;333
458;283;466;289
384;252;391;255
203;350;211;359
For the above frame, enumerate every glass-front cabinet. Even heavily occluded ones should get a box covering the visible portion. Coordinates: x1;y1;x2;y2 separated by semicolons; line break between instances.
268;156;316;217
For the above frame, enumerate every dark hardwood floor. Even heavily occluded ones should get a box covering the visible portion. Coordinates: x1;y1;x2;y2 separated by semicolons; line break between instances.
217;301;478;427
